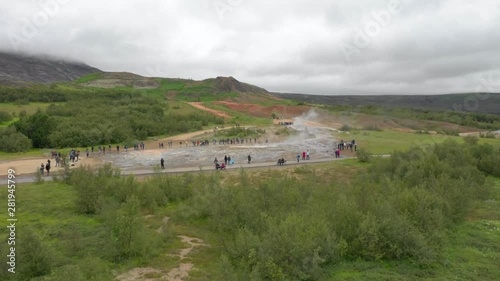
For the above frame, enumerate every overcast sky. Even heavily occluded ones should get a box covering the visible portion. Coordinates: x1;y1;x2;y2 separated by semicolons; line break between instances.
1;0;499;95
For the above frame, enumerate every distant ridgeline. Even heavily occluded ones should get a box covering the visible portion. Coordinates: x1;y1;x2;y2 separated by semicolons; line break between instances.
272;92;500;115
0;51;101;85
271;92;500;131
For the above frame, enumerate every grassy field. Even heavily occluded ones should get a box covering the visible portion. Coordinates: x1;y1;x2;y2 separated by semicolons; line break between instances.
0;102;58;128
1;159;498;280
0;102;59;115
338;130;500;154
325;177;500;281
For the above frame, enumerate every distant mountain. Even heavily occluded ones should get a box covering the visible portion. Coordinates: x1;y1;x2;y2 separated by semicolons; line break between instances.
79;72;161;89
0;51;101;85
207;76;268;94
272;92;500;115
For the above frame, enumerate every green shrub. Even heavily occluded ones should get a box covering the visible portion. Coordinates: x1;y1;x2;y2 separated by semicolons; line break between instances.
463;135;479;145
0;111;12;122
356;148;372;163
0;127;32;152
17;230;52;280
34;168;45;184
479;132;495;138
339;124;351;131
363;125;382;131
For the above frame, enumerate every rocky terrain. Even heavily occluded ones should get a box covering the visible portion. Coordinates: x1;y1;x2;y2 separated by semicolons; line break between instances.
0;51;101;85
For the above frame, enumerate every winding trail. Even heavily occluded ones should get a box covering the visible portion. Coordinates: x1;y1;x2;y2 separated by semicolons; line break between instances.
187;102;231;118
116;217;208;281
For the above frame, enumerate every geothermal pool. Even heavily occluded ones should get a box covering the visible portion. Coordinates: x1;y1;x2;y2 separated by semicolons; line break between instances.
102;110;339;171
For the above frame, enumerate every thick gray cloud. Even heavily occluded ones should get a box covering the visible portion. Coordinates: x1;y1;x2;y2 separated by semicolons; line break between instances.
1;0;499;95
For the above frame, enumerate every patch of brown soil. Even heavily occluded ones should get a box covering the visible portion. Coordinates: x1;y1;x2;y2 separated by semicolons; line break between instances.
157;216;170;234
116;267;164;281
214;101;310;118
356;114;402;130
166;263;194;281
176;236;207;260
187;102;231;118
0;156;102;177
142;127;238;149
116;232;207;281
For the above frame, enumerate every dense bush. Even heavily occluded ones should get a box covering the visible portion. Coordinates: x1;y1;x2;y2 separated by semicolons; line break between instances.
339;124;351;131
14;111;54;148
17;230;53;280
356;148;372;162
222;127;266;139
10;91;224;149
0;85;68;103
4;139;497;281
0;127;32;152
174;140;496;279
0;111;12;122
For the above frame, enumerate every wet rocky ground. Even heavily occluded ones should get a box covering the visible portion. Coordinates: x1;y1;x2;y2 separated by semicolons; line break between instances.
103;111;338;172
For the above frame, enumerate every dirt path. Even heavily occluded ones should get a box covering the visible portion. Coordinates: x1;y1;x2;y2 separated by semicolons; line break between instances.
0;156;102;177
187;102;231;118
0;126;231;178
116;217;207;281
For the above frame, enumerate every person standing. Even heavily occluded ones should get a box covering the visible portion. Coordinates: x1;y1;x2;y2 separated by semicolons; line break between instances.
160;158;165;169
296;153;300;162
247;155;251;164
45;160;51;175
40;163;44;175
86;148;90;157
224;155;228;165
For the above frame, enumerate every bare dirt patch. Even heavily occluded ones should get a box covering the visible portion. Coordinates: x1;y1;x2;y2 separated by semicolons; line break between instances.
0;156;102;177
116;233;208;281
187;102;231;118
116;267;164;281
214;101;310;118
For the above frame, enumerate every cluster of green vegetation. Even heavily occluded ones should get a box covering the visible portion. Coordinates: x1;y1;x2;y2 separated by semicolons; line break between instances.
0;85;69;103
0;127;32;152
0;111;13;122
326;105;500;130
178;140;498;280
0;165;172;281
0;85;225;151
219;127;266;139
1;140;499;280
337;129;500;155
